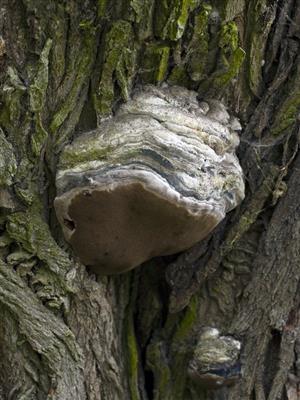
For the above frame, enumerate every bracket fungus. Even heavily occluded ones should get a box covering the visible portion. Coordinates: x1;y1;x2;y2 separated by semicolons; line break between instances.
54;85;244;274
188;328;242;388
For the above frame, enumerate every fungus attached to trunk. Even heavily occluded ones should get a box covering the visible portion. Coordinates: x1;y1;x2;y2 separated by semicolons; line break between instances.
188;328;242;388
54;85;244;274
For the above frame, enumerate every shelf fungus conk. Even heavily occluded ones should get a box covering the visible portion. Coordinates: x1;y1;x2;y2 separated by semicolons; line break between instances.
188;328;242;388
54;85;244;274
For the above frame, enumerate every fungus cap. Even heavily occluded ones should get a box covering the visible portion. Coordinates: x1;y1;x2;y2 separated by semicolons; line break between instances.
54;85;244;274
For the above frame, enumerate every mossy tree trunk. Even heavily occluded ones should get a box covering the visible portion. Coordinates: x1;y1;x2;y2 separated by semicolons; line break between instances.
0;1;299;399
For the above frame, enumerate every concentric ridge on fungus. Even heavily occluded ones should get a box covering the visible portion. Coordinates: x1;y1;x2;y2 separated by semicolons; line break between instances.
54;85;245;274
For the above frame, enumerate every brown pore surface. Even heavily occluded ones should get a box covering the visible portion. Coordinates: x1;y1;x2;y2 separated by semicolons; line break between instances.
64;183;219;274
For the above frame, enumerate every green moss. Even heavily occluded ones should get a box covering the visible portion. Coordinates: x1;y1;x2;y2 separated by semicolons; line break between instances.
130;0;144;22
31;117;49;158
5;202;75;311
141;44;170;84
50;26;96;142
166;297;201;398
198;21;245;95
0;67;27;152
146;340;171;398
32;267;71;310
157;48;170;82
60;144;153;171
78;20;96;30
154;0;196;41
97;0;108;17
219;21;239;53
7;205;72;277
247;0;274;97
187;4;212;81
49;4;66;91
29;39;52;114
173;295;198;341
28;38;52;157
174;0;193;40
272;97;300;135
213;47;245;87
271;76;300;135
168;65;190;86
125;274;140;400
7;249;33;265
60;146;112;169
0;233;12;248
126;313;140;400
248;38;265;97
217;21;244;86
14;180;36;206
93;20;136;117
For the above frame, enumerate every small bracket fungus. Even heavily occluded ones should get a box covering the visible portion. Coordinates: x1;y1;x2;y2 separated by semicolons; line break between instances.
188;328;242;388
54;85;244;274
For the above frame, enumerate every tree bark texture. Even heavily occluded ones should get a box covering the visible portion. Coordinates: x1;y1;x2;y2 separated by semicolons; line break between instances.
0;1;299;399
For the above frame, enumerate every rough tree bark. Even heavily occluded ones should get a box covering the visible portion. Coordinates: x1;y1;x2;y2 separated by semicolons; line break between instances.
0;1;299;399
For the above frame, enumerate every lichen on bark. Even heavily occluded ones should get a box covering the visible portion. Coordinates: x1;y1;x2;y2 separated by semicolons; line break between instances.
93;20;136;118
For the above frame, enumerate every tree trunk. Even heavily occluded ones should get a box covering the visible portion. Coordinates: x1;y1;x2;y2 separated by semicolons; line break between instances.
0;1;299;399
